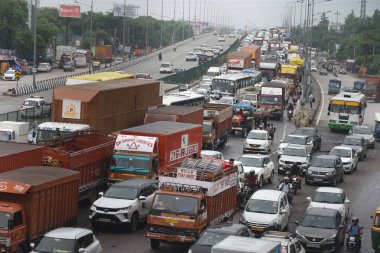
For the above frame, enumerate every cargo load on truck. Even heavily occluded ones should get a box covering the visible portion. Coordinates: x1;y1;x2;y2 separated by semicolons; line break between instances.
260;82;286;120
147;158;237;249
241;45;261;69
202;103;233;150
95;45;112;63
109;121;202;182
0;121;29;143
52;79;162;133
144;106;203;125
279;64;299;94
0;166;80;253
227;51;252;71
65;72;135;85
362;76;380;102
211;236;281;253
42;130;116;201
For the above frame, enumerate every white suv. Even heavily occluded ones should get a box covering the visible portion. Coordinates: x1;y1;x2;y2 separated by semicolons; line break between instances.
243;129;272;154
239;154;275;188
261;231;306;253
90;179;157;232
278;145;311;175
159;62;174;73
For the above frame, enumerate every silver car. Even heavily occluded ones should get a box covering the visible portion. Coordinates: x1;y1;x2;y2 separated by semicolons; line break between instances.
352;125;375;149
330;146;358;174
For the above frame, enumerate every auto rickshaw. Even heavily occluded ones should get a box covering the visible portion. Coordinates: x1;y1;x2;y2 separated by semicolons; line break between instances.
371;206;380;253
232;103;255;138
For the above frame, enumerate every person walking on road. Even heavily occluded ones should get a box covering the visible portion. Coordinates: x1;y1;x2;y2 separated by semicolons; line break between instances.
309;93;315;109
278;177;294;207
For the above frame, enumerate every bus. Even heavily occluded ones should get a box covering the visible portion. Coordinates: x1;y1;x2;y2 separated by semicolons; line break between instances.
212;73;255;102
163;91;205;106
328;90;366;131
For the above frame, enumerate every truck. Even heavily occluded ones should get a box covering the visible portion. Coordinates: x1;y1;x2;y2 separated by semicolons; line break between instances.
95;45;112;63
108;121;202;182
52;78;162;134
74;54;87;68
361;76;380;102
56;45;76;67
232;103;255;137
144;106;203;125
242;87;260;108
202;103;233;150
227;51;252;71
147;158;237;249
260;82;286;120
0;121;29;143
211;236;281;253
0;166;80;253
346;59;355;72
42;130;116;201
241;45;261;69
279;64;299;95
65;72;135;85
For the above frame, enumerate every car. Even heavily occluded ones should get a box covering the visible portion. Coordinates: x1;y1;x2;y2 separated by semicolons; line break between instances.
319;68;328;75
198;54;209;65
200;150;224;160
186;51;197;61
243;130;272;154
92;61;101;70
203;49;214;59
159;62;174;73
294;127;322;150
214;45;223;52
351;125;375;149
135;73;152;79
218;36;226;42
188;223;253;253
63;61;75;72
295;207;345;252
194;47;202;55
311;65;317;72
339;68;347;74
240;189;291;235
30;227;103;253
239;154;275;188
174;68;186;73
21;96;51;117
278;135;313;156
278;145;311;175
306;187;351;221
201;44;209;50
261;231;306;253
3;69;16;81
37;62;52;72
330;146;358;173
229;33;236;38
341;135;367;161
115;57;123;64
305;155;344;186
179;83;190;91
211;47;220;55
89;178;158;231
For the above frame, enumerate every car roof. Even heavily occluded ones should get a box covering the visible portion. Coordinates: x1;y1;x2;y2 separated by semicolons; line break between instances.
286;134;306;139
307;207;338;217
315;154;339;160
240;154;269;159
45;227;92;239
344;135;363;140
251;189;283;201
332;146;353;151
285;144;306;150
113;178;156;189
249;129;268;134
353;125;370;129
205;223;248;234
315;187;343;194
296;127;316;131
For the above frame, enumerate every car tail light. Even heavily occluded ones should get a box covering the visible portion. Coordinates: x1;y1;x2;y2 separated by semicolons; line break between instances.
281;246;288;253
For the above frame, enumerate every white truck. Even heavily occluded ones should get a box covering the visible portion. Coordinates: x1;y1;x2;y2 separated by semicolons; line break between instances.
0;121;29;143
74;54;87;68
28;122;90;144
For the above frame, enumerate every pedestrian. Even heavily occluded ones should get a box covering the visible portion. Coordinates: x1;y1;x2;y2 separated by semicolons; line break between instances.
263;116;268;129
309;93;315;109
279;177;294;206
268;124;275;140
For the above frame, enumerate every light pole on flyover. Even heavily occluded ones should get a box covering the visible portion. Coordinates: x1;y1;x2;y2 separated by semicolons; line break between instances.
75;0;93;73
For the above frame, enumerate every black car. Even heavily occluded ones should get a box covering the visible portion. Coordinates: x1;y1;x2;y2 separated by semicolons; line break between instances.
295;207;345;252
294;127;322;150
198;54;209;65
341;135;367;161
305;155;344;186
188;223;253;253
319;68;328;76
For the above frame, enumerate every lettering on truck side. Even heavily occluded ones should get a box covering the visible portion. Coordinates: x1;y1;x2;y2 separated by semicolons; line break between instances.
169;144;198;161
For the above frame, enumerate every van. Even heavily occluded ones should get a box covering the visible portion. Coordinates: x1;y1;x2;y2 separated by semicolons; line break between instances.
328;78;342;95
206;67;222;78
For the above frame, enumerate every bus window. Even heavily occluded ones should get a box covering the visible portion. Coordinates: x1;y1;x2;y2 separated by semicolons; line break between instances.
345;105;359;114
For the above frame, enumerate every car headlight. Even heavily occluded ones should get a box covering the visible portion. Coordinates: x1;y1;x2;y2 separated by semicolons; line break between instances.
326;172;332;176
306;170;312;175
269;220;278;228
324;234;336;242
369;137;375;143
119;206;132;212
90;205;97;211
261;143;268;148
279;160;285;165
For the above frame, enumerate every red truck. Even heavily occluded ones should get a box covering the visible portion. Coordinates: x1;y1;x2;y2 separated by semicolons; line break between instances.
147;158;237;249
42;131;116;202
202;103;233;150
227;51;252;71
144;106;203;125
362;76;380;102
0;166;80;253
260;82;286;120
241;45;261;69
108;121;202;182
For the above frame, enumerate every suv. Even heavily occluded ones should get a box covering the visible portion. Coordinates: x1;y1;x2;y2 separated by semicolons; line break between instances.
63;61;75;72
295;208;345;252
278;145;310;175
352;125;375;149
278;135;313;156
243;130;272;154
341;135;367;161
294;127;322;151
330;146;358;173
240;189;291;236
159;62;174;73
261;231;306;253
89;178;157;231
239;154;275;188
305;155;344;186
21;96;51;118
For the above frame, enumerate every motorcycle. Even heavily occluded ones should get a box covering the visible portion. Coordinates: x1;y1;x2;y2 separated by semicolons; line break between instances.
334;71;338;77
238;180;257;209
287;109;293;120
291;175;302;195
346;232;361;252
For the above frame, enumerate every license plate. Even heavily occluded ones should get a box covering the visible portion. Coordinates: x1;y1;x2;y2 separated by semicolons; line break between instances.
99;218;111;222
307;243;320;248
251;226;265;232
314;178;323;182
165;235;176;241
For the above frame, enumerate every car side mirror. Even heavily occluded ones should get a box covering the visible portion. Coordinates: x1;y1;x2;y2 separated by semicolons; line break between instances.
139;196;147;201
280;209;287;214
345;199;351;204
30;243;35;249
98;192;103;197
78;248;86;253
294;220;300;226
306;197;311;202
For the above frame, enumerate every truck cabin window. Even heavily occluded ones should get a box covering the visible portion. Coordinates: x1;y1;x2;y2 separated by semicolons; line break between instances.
152;194;198;215
111;155;150;175
0;212;11;230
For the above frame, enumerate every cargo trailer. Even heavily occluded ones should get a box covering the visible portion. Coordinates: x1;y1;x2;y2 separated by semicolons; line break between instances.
144;106;203;125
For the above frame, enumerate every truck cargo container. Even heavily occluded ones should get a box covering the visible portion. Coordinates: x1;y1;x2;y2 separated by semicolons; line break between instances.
202;103;233;150
227;51;252;71
144;106;203;125
95;45;112;63
362;76;380;102
52;79;162;134
109;121;202;182
0;166;80;253
260;82;286;120
241;45;261;69
259;61;279;82
42;130;115;201
147;158;237;249
0;121;29;143
65;72;134;86
211;236;281;253
0;142;43;173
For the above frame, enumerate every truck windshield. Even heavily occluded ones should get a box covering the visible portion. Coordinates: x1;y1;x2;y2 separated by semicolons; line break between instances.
0;212;11;230
35;237;75;253
203;122;213;135
0;131;11;142
151;193;198;215
37;130;72;142
261;96;282;105
110;155;150;175
243;94;257;101
364;83;377;91
329;81;341;88
213;79;235;94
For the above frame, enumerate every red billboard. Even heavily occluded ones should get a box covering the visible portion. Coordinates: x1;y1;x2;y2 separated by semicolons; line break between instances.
59;5;81;18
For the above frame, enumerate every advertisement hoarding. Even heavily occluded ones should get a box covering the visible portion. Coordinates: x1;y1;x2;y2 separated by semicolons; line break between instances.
59;5;81;18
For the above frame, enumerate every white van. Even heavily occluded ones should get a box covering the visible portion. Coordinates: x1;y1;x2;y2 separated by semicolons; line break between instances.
206;67;221;78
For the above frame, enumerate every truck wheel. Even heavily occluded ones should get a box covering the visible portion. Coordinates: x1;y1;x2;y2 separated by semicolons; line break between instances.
130;213;139;232
150;239;160;250
16;246;24;253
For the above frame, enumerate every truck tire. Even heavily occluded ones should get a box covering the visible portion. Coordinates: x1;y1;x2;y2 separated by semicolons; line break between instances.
130;213;139;232
150;239;160;250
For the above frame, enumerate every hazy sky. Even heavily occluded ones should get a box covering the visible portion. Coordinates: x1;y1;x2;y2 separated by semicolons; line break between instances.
40;0;379;29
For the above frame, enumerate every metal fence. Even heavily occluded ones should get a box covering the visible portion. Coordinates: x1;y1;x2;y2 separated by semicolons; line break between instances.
0;104;52;127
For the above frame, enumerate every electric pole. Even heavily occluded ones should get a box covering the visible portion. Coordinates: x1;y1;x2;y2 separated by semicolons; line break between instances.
335;11;340;31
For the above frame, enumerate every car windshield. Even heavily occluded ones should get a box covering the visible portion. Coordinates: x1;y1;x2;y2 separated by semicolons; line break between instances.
23;100;38;107
329;81;341;88
294;129;315;137
35;237;75;253
196;231;230;247
311;158;335;168
151;193;198;215
285;136;306;145
104;185;138;200
203;122;213;135
110;155;150;175
330;148;351;158
6;70;15;74
312;192;344;204
353;127;372;135
342;137;362;146
283;147;306;157
247;132;266;140
246;199;278;214
301;214;336;229
161;64;170;68
239;156;263;167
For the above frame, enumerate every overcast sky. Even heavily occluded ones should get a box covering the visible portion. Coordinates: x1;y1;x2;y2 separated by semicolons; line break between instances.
40;0;379;29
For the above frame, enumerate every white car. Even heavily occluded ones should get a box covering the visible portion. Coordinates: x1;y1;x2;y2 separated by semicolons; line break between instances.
218;36;226;42
212;47;220;55
278;145;311;175
278;135;313;156
115;57;124;64
311;65;317;72
3;69;16;81
240;189;291;234
330;146;358;174
21;96;51;117
200;150;224;160
30;227;103;253
261;231;306;253
194;47;202;55
203;49;214;58
159;62;174;73
243;130;272;154
186;52;197;61
37;62;52;72
90;179;157;232
306;187;350;221
239;154;275;188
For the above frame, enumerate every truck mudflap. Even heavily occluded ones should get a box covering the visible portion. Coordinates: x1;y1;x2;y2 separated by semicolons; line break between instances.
146;231;195;243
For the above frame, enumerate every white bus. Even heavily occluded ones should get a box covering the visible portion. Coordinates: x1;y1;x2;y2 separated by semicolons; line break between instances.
163;91;205;107
328;90;366;131
212;73;254;102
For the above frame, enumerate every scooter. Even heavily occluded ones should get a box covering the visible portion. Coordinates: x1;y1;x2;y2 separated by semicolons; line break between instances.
238;180;257;209
287;109;293;120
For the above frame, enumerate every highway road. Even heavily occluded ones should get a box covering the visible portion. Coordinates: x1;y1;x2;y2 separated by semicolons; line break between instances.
0;34;236;115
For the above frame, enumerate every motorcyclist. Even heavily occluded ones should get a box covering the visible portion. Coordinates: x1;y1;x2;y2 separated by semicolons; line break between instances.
287;103;294;112
278;176;294;206
346;217;363;248
244;171;258;190
290;162;302;190
158;52;162;61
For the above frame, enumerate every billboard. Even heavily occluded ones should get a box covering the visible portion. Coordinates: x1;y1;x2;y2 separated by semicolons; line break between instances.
112;3;138;18
59;5;81;18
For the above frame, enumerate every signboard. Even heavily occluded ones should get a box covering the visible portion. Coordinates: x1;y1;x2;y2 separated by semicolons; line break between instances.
0;180;31;194
15;70;21;81
204;109;219;118
176;168;197;180
181;134;188;148
62;99;81;119
228;59;244;68
114;135;157;153
169;144;198;161
59;5;81;18
261;87;282;96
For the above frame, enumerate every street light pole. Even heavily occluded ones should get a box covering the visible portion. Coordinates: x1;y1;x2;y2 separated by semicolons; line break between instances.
122;0;126;56
75;0;93;73
146;0;148;53
32;0;38;89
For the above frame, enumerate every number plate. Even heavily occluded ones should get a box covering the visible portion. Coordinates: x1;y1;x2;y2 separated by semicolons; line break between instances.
313;178;323;182
250;226;265;232
98;218;111;222
307;243;320;248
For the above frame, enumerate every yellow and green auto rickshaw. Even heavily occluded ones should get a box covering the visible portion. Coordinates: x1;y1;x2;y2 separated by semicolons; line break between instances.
371;206;380;253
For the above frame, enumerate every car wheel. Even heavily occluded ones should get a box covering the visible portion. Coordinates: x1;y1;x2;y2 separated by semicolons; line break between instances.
150;239;160;250
364;152;367;158
341;173;344;182
259;176;264;188
130;213;139;232
268;171;274;183
331;178;336;187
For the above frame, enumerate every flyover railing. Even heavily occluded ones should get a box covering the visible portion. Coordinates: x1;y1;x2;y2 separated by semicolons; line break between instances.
0;104;52;126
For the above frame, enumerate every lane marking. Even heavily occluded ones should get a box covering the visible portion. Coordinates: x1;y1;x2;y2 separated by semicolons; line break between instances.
315;75;325;126
282;121;288;140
